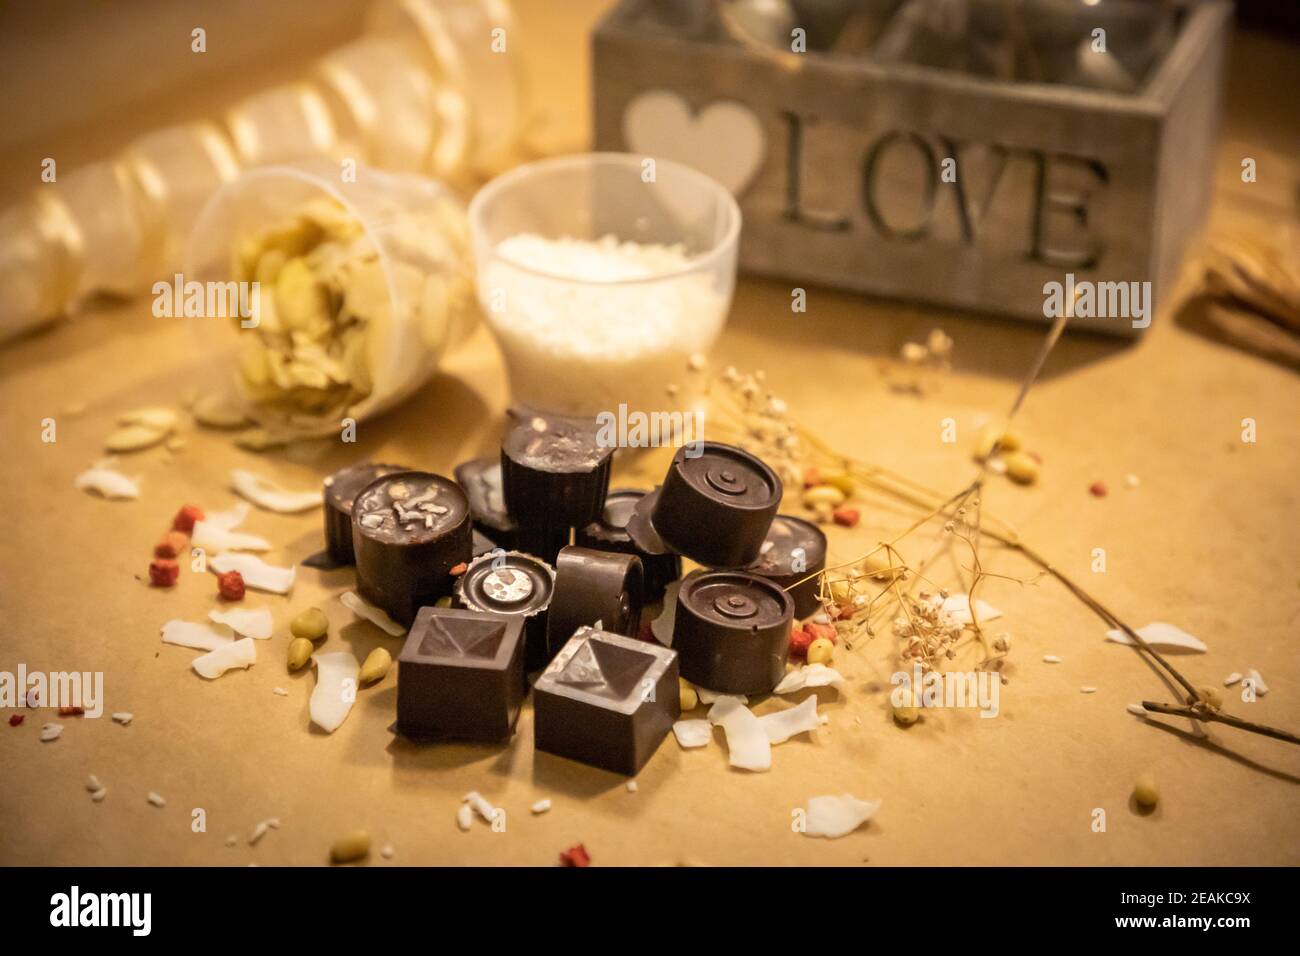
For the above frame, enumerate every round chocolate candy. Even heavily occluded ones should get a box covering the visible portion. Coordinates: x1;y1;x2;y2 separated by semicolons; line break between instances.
545;546;644;661
672;569;793;694
455;550;556;672
636;442;782;569
454;457;519;551
352;471;472;628
323;461;408;564
500;408;613;531
577;488;682;601
746;514;827;619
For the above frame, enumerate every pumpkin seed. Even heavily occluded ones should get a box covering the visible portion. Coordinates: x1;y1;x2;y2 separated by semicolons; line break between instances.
330;830;370;864
287;637;314;671
1003;451;1040;485
104;423;169;453
802;484;846;509
359;647;392;685
679;679;699;711
1133;773;1159;809
291;607;329;641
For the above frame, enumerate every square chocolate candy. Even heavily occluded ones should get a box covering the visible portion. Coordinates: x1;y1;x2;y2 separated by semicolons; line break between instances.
533;627;680;775
397;607;525;742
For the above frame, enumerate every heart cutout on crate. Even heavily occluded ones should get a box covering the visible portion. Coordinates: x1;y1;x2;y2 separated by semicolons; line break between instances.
622;90;766;197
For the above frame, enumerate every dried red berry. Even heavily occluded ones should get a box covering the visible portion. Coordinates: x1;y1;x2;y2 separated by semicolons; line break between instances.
154;529;188;559
560;844;591;868
450;562;469;577
832;507;860;528
172;504;205;534
802;467;821;488
149;559;180;588
789;626;813;658
1089;481;1108;498
217;570;245;601
58;705;85;717
8;714;24;727
806;622;837;644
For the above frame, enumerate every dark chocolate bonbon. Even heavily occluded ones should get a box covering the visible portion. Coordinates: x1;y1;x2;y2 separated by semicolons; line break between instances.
352;471;472;628
454;549;556;672
500;407;613;531
396;606;525;741
746;514;827;619
545;546;644;661
577;488;682;601
629;442;781;569
322;461;407;564
533;626;679;775
672;569;793;694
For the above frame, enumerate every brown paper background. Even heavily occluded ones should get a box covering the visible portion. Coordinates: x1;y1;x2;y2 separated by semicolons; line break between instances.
1;1;1297;866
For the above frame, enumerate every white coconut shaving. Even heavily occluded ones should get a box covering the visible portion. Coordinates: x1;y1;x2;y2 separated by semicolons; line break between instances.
381;844;394;859
339;591;406;636
1224;672;1243;686
801;794;881;839
939;594;1003;625
208;607;273;640
249;821;270;845
708;696;770;772
1247;668;1269;696
455;803;474;831
672;719;712;749
773;663;846;695
626;780;638;793
531;799;552;814
210;553;295;594
204;501;251;531
462;791;499;825
696;688;747;706
41;722;63;742
162;619;234;651
1080;686;1097;694
273;687;288;697
192;637;257;679
192;519;270;553
74;459;140;499
231;469;321;513
147;792;167;808
1104;622;1206;653
759;696;821;744
309;651;359;733
112;712;133;725
1042;654;1062;663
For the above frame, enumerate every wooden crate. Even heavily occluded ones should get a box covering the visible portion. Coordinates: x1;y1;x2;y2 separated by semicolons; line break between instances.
592;0;1231;335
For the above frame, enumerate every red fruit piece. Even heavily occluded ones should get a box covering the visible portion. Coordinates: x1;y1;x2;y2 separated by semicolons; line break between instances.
172;504;205;534
8;714;23;727
1089;481;1108;498
154;530;189;559
789;626;813;658
806;622;837;644
802;467;821;488
217;570;245;601
149;559;180;588
832;508;860;528
450;562;469;577
560;844;591;868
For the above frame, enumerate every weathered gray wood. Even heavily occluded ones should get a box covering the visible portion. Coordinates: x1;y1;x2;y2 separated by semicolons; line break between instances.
592;0;1229;336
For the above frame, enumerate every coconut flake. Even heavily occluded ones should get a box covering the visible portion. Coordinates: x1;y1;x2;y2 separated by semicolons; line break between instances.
192;519;270;553
147;792;166;808
205;502;251;531
273;687;288;697
208;607;273;640
1247;668;1269;696
381;844;394;859
112;712;133;725
1104;622;1206;653
696;687;748;706
626;780;639;793
462;791;500;825
801;794;881;839
1042;654;1062;663
192;637;257;679
455;803;474;831
74;459;140;499
231;469;321;513
91;789;107;802
339;591;406;636
162;619;234;651
249;821;270;845
1224;672;1243;687
672;719;712;749
1126;704;1147;716
773;663;846;695
310;651;359;733
86;774;103;792
41;723;63;742
210;553;295;594
940;594;1003;625
708;697;770;772
1080;686;1097;694
760;696;821;744
531;799;552;815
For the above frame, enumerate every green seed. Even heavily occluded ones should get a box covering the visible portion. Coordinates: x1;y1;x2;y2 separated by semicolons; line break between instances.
291;607;329;641
287;637;314;672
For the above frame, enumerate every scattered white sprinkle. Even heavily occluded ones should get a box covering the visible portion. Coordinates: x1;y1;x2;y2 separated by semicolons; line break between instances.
819;713;830;725
1126;704;1147;716
40;723;63;742
90;789;107;803
626;780;638;793
1247;668;1269;696
1124;473;1140;488
1080;686;1097;694
688;352;706;371
249;821;270;845
111;712;133;725
455;803;473;831
273;687;288;697
531;799;552;815
1042;655;1062;664
86;775;103;792
147;792;166;808
462;790;498;825
1224;672;1243;687
381;844;394;860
